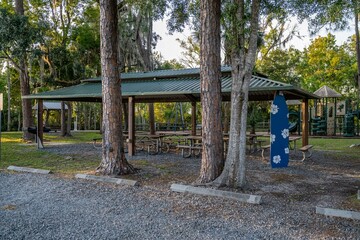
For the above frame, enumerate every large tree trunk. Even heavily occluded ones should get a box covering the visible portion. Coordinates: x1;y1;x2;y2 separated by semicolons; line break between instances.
66;101;72;136
15;0;33;140
97;0;135;175
61;101;66;136
213;0;260;188
198;0;223;183
354;1;360;97
7;61;11;131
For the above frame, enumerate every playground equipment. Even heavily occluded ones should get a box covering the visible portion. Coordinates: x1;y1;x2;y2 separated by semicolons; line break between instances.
311;86;342;136
311;86;359;137
342;100;360;137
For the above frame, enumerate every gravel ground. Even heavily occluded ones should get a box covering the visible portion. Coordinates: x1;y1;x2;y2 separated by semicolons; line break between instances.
1;143;360;239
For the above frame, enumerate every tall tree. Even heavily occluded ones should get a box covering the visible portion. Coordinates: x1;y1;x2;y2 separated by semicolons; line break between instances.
15;0;33;139
198;0;223;183
97;0;135;175
213;0;261;188
292;0;360;97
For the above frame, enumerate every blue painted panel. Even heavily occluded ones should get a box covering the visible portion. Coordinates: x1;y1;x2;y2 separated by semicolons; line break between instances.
270;94;289;168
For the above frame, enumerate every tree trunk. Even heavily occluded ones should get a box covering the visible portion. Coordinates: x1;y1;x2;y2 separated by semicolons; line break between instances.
66;101;72;136
15;0;33;140
223;102;230;134
61;101;66;136
213;0;261;188
354;1;360;97
122;103;128;131
97;0;135;175
7;60;11;131
198;0;223;183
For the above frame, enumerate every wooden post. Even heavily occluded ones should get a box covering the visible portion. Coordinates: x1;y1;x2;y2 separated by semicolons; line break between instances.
128;96;135;156
149;103;155;134
302;99;309;146
191;101;197;136
37;99;44;149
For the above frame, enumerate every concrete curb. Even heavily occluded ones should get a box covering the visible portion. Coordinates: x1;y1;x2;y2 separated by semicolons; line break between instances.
7;166;51;174
170;183;261;204
316;207;360;220
75;174;139;187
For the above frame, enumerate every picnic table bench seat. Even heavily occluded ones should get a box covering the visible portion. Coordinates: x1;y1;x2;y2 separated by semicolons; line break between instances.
177;145;202;158
261;144;271;159
299;144;313;161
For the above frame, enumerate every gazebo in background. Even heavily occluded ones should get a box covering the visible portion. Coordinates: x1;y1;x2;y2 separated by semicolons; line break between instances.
24;66;319;155
313;85;342;136
32;101;68;130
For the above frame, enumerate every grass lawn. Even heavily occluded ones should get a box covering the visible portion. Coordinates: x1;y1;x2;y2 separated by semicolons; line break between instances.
0;131;102;175
1;131;359;175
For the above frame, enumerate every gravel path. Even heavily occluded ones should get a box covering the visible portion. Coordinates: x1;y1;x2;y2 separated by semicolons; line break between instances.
1;142;360;239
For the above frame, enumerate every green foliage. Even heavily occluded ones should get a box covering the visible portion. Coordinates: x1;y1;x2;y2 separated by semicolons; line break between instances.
176;36;200;68
256;47;302;85
298;34;357;95
0;8;40;60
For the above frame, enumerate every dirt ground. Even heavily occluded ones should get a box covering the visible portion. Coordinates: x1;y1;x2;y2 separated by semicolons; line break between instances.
45;142;360;212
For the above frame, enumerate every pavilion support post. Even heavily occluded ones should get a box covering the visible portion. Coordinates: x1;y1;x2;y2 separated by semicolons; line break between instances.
191;101;197;136
149;103;155;134
301;99;309;146
128;96;135;156
37;99;44;149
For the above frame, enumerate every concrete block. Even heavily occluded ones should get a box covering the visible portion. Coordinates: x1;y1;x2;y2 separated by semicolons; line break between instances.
316;207;360;220
7;166;51;174
170;183;261;204
75;174;139;187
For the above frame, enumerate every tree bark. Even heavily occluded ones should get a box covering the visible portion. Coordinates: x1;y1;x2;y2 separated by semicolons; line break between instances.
198;0;223;183
15;0;33;140
223;102;230;134
213;0;261;188
66;101;72;136
61;101;66;136
354;1;360;97
7;60;11;131
97;0;135;175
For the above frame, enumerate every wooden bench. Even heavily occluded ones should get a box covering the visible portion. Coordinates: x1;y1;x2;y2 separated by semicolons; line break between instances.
177;145;202;158
261;144;271;159
299;144;313;161
93;138;102;149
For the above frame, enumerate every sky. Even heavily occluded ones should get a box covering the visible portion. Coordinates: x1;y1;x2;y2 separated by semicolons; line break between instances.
153;19;355;62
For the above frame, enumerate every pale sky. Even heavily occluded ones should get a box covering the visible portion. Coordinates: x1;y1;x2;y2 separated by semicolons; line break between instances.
153;19;355;62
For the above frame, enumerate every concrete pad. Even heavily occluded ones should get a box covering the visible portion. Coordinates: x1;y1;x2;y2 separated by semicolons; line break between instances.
7;166;51;174
75;174;139;187
316;207;360;220
171;184;261;204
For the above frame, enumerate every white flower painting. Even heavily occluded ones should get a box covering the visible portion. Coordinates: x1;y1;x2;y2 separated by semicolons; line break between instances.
270;134;276;143
270;104;279;115
281;128;289;139
273;155;281;164
284;147;289;154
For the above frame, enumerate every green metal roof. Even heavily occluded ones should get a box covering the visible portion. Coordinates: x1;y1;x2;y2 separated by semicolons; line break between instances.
23;67;319;102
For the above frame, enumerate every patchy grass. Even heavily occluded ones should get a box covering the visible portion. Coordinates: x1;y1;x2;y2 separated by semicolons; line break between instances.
0;131;100;175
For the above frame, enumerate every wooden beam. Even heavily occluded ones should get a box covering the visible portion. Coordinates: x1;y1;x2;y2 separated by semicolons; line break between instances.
184;94;197;102
191;101;197;136
128;96;135;156
301;99;309;146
